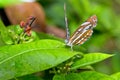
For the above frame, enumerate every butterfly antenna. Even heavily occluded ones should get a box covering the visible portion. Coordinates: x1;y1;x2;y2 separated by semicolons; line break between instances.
64;3;70;44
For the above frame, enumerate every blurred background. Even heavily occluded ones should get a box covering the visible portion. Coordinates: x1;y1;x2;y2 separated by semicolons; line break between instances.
0;0;120;75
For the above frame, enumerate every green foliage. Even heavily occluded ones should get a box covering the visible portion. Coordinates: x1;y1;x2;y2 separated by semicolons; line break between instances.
0;0;120;80
0;20;13;45
111;72;120;80
0;20;116;80
0;39;79;79
53;71;120;80
41;0;120;75
71;53;113;70
0;0;21;7
7;25;37;44
36;32;63;42
18;74;44;80
53;71;114;80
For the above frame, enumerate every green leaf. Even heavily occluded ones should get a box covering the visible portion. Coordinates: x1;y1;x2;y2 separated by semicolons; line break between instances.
53;74;66;80
0;39;80;80
0;19;13;45
36;32;63;42
18;74;44;80
53;71;114;80
7;25;23;35
71;53;113;69
78;71;114;80
111;72;120;80
0;35;5;47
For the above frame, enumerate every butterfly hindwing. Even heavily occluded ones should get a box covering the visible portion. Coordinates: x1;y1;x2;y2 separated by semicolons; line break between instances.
66;15;97;47
75;29;93;45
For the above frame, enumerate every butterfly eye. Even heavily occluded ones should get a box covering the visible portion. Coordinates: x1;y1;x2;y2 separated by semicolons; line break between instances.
93;18;97;23
92;15;97;23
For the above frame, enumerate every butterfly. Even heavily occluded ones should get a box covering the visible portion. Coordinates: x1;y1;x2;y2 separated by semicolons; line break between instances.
64;4;97;50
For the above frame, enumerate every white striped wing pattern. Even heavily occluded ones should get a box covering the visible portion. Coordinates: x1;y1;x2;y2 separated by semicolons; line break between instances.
66;15;97;48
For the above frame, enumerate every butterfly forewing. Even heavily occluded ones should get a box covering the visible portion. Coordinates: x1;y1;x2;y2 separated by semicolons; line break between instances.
66;15;97;47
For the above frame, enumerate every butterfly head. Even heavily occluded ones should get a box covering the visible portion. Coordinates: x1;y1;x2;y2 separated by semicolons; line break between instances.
87;15;97;28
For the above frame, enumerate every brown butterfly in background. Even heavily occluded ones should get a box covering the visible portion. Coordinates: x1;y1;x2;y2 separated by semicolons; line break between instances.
64;4;97;50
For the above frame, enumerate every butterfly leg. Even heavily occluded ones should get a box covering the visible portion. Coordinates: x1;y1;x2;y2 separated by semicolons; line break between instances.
70;45;73;51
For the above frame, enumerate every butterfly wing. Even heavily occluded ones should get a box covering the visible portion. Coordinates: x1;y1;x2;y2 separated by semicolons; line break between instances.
75;29;93;45
66;15;97;46
67;22;92;46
